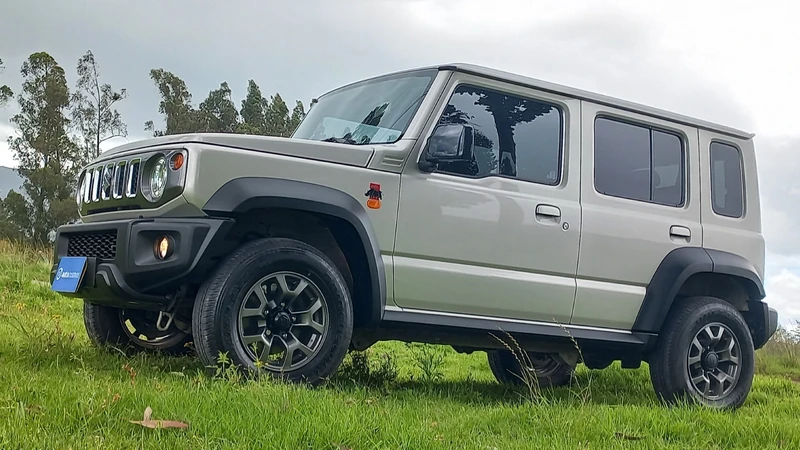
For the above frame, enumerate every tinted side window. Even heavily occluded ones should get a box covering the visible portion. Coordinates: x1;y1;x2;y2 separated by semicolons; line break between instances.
436;85;562;185
710;142;744;218
594;117;685;207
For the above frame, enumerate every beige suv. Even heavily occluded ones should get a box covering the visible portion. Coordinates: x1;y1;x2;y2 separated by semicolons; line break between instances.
51;63;777;409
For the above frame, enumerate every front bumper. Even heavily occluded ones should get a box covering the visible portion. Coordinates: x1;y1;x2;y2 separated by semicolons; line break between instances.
51;217;232;310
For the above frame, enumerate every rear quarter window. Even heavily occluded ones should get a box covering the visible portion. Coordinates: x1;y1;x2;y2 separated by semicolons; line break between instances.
710;141;744;218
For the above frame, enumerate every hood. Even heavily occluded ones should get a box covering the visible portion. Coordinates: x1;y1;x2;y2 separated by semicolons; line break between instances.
95;133;375;167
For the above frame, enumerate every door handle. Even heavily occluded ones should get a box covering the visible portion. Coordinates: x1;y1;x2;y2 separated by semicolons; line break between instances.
670;225;691;238
535;204;561;218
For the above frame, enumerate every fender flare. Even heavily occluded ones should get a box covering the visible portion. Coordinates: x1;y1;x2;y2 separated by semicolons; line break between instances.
202;177;386;327
633;247;765;334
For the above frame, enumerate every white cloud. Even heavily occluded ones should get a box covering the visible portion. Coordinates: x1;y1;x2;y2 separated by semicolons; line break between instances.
765;269;800;327
0;122;16;168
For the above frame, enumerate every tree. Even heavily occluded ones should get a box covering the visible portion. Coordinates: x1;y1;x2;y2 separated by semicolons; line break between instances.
0;58;12;106
287;100;305;135
471;90;551;177
2;52;80;244
264;93;290;137
239;79;267;135
144;69;198;136
71;50;128;162
197;81;239;133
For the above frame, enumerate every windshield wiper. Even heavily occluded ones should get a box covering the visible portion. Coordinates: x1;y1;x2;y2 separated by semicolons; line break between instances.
322;136;359;145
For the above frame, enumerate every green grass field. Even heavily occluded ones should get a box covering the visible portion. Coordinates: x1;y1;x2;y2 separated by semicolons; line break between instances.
1;243;800;449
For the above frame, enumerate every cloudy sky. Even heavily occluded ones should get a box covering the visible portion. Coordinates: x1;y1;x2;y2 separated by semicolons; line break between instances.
1;0;798;324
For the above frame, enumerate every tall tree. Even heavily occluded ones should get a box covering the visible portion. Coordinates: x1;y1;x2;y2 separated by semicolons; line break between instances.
287;100;305;135
71;50;128;162
144;68;198;136
0;58;12;106
1;52;80;244
239;79;267;135
197;81;239;133
264;93;290;137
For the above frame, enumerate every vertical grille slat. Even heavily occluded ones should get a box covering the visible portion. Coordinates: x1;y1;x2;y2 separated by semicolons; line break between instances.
66;231;118;259
126;159;140;198
113;161;126;199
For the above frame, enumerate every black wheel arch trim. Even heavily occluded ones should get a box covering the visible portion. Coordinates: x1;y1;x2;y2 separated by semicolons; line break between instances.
633;247;766;334
202;177;386;327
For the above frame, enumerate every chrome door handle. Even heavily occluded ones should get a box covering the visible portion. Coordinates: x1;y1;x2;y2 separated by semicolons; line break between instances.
536;204;561;218
670;225;691;238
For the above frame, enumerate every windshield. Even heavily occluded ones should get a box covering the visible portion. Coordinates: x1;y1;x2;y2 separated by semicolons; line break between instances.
292;69;437;145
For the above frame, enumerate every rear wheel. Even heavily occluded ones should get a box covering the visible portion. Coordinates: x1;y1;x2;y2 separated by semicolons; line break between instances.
83;302;191;355
191;237;353;385
487;350;573;388
649;296;755;409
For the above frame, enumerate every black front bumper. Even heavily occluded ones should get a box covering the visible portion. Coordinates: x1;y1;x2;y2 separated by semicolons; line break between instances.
51;217;233;310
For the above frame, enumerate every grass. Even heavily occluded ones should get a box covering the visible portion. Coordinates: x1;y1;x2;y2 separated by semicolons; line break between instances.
1;242;800;449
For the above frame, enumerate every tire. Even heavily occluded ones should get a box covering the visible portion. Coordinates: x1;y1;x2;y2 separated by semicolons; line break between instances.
191;237;353;385
649;296;755;410
487;350;573;388
83;302;192;355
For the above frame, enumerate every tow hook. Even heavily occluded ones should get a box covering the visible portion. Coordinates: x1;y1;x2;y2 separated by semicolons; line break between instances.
156;311;175;332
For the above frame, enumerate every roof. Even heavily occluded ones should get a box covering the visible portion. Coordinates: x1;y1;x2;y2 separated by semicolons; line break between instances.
325;62;753;140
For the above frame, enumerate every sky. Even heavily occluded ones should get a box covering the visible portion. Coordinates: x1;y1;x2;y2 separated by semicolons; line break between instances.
1;0;798;324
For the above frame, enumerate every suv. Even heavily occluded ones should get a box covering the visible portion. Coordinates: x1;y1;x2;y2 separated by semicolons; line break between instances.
51;63;778;409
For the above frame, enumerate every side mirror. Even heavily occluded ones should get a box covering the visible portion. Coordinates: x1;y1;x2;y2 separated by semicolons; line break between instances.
422;124;475;168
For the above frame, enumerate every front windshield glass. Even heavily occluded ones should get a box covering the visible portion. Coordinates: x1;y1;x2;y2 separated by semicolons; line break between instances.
292;69;437;145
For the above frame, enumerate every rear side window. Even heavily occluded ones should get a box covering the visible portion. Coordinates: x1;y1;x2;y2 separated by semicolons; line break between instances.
710;142;744;218
594;117;685;207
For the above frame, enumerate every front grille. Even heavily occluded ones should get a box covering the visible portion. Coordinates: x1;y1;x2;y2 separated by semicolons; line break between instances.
66;231;118;260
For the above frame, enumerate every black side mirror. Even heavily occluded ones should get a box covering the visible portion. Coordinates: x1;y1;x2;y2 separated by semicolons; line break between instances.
420;124;475;171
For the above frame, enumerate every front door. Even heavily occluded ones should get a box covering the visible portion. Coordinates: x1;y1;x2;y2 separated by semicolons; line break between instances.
392;74;582;324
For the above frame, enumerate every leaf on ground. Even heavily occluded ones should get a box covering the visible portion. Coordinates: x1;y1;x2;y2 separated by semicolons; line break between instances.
129;406;189;430
614;432;643;441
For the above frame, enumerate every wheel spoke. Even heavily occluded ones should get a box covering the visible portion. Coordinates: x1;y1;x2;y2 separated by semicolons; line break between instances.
242;332;264;346
258;335;275;362
711;370;734;386
295;298;323;317
296;316;325;334
254;285;277;311
692;374;708;386
275;274;309;308
240;307;263;318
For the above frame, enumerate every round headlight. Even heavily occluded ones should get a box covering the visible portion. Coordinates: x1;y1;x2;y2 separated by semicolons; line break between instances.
149;156;168;201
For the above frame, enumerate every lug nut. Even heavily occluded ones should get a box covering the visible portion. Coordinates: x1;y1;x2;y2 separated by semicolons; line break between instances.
266;330;271;335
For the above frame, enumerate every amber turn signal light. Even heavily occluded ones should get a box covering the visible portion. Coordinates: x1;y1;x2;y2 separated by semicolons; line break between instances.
169;152;185;170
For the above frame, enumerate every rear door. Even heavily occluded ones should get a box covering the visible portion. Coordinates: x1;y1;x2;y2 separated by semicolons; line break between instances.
392;73;582;324
573;103;702;330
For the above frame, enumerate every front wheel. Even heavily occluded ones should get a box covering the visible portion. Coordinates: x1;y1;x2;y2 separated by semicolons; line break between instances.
648;296;755;409
191;237;353;385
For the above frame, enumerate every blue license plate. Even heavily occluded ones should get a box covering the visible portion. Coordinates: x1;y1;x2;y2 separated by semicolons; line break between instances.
51;256;88;293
